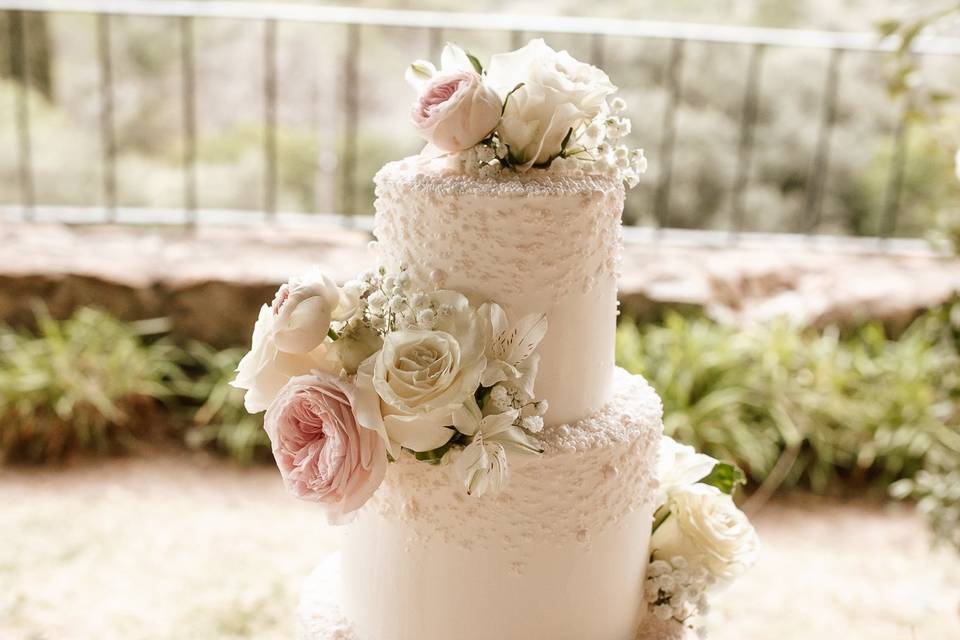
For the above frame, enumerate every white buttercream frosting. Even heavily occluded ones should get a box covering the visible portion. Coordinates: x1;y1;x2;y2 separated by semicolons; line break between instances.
373;155;625;427
338;368;664;640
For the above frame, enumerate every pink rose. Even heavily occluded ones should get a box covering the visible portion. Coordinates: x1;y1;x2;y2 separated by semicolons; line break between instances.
265;372;387;523
411;70;502;152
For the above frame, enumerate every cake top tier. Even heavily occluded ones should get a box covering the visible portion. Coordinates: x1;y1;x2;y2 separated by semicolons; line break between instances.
405;38;646;187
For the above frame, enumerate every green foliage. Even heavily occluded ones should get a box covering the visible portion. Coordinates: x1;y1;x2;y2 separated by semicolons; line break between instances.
700;462;746;495
617;307;960;494
178;342;270;464
850;121;960;238
618;302;960;549
0;308;182;463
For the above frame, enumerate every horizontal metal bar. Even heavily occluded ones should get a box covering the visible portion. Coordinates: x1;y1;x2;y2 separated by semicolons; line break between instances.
0;204;943;257
4;0;960;55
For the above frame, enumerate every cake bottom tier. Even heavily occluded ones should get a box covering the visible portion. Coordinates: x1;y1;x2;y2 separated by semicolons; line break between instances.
314;369;670;639
298;555;687;640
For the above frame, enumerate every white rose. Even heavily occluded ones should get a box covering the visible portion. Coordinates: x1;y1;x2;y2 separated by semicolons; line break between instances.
650;484;760;585
410;70;502;153
271;270;340;354
356;290;489;453
231;305;327;413
656;436;719;506
486;39;616;169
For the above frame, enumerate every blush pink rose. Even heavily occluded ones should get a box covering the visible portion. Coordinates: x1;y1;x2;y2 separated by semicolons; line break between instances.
411;70;502;152
265;372;387;523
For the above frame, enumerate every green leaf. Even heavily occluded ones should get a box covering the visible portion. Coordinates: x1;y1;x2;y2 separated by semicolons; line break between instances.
928;90;954;104
875;19;901;38
501;82;525;116
897;21;926;54
699;462;746;495
466;51;484;75
408;62;434;80
651;504;671;533
414;442;454;465
558;127;575;155
327;327;340;341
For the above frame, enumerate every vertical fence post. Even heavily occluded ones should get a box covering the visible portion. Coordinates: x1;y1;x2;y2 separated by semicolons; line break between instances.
729;43;765;241
802;48;842;235
654;38;685;231
9;10;35;220
341;23;360;218
179;16;198;225
880;98;910;243
429;26;444;60
96;12;117;222
263;19;278;220
591;32;605;69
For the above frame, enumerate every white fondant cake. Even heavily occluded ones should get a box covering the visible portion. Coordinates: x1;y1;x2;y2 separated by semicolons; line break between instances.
230;38;759;640
296;153;671;639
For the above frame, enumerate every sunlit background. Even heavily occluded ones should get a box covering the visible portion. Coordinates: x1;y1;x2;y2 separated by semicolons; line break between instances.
1;1;959;639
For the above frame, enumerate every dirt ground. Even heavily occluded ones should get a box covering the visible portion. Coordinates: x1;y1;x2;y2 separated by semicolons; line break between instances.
2;454;959;640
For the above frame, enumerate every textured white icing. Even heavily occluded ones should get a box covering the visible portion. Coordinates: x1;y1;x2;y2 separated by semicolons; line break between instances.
337;368;664;640
373;155;625;427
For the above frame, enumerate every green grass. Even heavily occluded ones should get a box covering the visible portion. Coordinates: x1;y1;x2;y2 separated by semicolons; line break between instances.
0;308;183;462
178;342;270;465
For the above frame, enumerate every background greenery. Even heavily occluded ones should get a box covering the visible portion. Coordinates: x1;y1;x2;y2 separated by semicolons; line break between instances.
1;303;958;549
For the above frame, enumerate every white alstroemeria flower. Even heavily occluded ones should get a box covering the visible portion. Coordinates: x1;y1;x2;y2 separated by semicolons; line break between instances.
451;403;542;496
452;432;509;497
656;435;718;507
453;400;519;437
480;303;547;397
405;42;476;90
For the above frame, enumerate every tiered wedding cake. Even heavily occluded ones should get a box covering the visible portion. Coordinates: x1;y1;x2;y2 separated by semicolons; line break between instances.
233;39;758;640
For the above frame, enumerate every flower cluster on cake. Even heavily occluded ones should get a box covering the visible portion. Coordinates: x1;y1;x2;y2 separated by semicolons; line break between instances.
407;39;647;185
234;38;758;640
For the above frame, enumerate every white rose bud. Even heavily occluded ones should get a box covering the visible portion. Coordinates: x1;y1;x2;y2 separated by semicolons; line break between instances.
650;484;760;585
326;324;383;375
411;70;502;152
271;271;341;354
231;305;327;413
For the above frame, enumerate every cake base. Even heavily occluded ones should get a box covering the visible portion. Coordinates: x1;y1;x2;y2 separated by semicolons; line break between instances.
297;555;687;640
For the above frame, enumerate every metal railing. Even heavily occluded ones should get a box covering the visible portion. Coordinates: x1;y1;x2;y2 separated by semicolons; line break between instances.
3;0;960;242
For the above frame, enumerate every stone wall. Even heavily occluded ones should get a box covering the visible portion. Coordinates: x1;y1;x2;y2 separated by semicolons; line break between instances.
3;222;958;346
